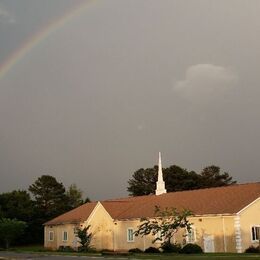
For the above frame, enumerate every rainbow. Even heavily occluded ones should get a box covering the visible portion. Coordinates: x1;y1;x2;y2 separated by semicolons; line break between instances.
0;0;96;80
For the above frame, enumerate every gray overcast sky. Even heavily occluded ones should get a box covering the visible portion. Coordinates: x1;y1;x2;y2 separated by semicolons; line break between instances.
0;0;259;200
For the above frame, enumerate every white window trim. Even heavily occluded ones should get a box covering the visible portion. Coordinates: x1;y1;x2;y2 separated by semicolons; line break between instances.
62;230;68;242
251;225;260;242
186;226;196;243
127;228;135;242
48;231;54;241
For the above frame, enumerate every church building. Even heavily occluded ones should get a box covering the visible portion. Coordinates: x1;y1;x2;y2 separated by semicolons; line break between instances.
44;154;260;253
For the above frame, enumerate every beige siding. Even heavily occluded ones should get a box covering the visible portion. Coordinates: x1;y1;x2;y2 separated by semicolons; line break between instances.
113;220;155;251
44;223;78;250
44;198;260;253
239;198;260;252
84;203;115;250
181;216;236;252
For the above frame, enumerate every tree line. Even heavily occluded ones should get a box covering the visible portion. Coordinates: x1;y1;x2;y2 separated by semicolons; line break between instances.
0;164;236;247
0;175;89;246
127;165;236;196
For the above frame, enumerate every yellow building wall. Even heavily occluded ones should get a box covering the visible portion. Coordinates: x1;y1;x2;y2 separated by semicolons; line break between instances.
44;199;259;253
181;216;236;252
113;219;156;251
44;223;78;250
239;198;260;252
83;203;115;250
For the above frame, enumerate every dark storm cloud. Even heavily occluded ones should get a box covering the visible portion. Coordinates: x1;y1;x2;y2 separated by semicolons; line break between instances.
0;0;259;200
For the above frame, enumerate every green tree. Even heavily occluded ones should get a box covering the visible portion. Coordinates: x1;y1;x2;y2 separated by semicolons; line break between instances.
127;164;236;196
127;167;157;196
164;165;201;192
29;175;69;219
0;190;33;221
199;165;236;188
67;184;84;209
0;190;35;244
135;206;192;244
0;218;27;248
75;225;92;251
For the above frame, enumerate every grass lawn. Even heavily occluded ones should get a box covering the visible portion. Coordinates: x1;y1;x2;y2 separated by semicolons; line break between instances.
4;245;260;259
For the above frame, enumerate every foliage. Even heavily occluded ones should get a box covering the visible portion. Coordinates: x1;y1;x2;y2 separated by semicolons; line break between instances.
161;241;181;253
180;243;203;254
199;165;236;188
144;246;160;253
244;246;260;253
75;225;92;251
29;175;69;219
127;167;157;196
135;206;192;244
57;245;75;252
66;184;84;209
0;190;33;221
127;164;236;196
0;190;35;244
0;218;27;248
129;248;143;253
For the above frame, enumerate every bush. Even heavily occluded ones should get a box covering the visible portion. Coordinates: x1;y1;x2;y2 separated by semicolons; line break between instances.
78;246;96;252
144;247;160;253
245;246;260;253
57;246;75;252
180;243;203;254
161;241;181;253
129;248;143;253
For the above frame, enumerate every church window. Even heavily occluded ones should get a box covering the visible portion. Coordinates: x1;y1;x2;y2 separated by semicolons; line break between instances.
48;231;54;241
127;228;134;242
62;231;68;241
251;225;260;241
186;226;196;243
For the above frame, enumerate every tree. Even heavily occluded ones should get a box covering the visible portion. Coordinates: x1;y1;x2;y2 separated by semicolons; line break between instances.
127;167;157;196
127;164;236;196
75;225;92;251
199;165;236;188
0;218;27;248
29;175;69;219
0;190;35;244
164;166;201;192
0;190;33;221
135;206;192;245
67;184;84;209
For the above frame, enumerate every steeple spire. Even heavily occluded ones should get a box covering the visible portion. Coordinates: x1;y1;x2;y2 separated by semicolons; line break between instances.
155;152;167;195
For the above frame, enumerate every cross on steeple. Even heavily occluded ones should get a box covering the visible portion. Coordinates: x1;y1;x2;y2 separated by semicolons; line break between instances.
155;152;167;195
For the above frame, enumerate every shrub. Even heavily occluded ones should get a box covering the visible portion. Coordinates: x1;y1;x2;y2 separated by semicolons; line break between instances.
129;248;143;253
144;247;160;253
78;246;96;252
245;246;260;253
161;241;181;253
57;246;75;252
180;243;203;254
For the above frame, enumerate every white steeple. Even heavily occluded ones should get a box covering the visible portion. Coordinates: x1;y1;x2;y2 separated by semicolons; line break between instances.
155;152;167;195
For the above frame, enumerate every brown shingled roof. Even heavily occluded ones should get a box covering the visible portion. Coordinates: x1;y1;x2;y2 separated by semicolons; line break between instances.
45;183;260;225
44;202;97;225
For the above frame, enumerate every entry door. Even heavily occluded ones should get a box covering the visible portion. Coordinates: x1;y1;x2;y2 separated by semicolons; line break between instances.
203;235;215;253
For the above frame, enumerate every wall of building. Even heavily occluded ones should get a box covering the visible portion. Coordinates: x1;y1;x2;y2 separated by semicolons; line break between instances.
181;215;236;253
44;223;78;250
239;198;260;252
44;200;259;253
84;203;115;250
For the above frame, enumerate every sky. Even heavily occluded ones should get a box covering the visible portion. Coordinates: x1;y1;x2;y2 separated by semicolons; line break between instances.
0;0;260;200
